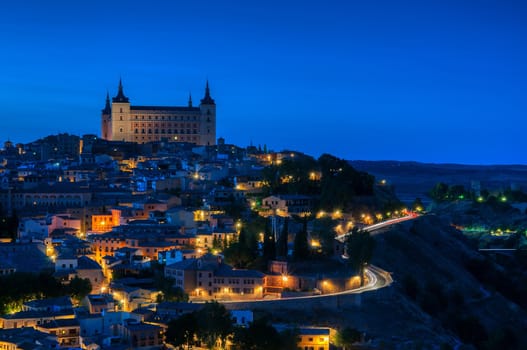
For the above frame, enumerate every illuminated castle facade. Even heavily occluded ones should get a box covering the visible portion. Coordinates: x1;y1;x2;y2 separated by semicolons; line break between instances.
101;79;216;145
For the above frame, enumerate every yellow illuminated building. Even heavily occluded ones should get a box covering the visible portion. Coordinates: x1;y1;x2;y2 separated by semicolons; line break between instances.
101;79;216;146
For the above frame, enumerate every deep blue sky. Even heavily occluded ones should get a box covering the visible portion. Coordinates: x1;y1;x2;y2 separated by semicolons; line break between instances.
0;0;526;164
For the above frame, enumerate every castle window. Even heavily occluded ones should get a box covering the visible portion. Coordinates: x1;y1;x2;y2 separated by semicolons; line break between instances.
155;116;158;120
148;116;152;120
167;129;171;133
119;128;123;132
142;129;145;134
193;129;197;134
120;108;123;113
142;116;145;119
161;129;165;134
155;129;159;134
187;129;191;134
134;129;138;134
120;116;123;121
161;116;164;120
148;129;152;134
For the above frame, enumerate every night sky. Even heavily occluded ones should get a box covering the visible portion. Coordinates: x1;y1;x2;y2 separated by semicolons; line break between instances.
0;0;525;164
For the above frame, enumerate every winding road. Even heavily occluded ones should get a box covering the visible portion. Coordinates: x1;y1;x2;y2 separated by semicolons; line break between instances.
335;213;419;242
220;264;393;305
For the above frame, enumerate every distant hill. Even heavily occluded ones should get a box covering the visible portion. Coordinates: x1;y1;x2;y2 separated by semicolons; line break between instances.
350;160;527;205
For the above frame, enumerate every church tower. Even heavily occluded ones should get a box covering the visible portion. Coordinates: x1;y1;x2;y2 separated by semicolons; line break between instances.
199;80;216;146
101;92;112;140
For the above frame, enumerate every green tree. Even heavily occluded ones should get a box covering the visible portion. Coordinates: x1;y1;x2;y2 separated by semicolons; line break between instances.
412;197;425;212
212;235;222;251
0;272;68;314
335;327;362;349
195;301;234;349
430;182;449;202
318;154;374;210
222;235;229;250
293;217;310;261
448;184;467;200
224;241;255;268
278;328;300;350
263;218;276;261
311;217;337;256
154;275;188;302
0;211;19;241
224;227;260;269
232;318;282;350
166;312;199;349
345;228;375;286
276;217;289;258
67;276;92;303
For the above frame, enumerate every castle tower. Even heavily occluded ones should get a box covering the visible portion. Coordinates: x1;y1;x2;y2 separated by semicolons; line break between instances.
199;80;216;146
110;79;131;142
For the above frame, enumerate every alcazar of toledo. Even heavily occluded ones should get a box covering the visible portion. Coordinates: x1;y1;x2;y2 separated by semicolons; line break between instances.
101;79;216;146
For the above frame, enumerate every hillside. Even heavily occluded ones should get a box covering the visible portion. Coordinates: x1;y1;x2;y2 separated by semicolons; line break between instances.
267;214;527;349
371;215;527;348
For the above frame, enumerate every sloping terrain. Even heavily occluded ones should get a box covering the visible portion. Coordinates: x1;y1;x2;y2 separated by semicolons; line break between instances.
269;215;527;349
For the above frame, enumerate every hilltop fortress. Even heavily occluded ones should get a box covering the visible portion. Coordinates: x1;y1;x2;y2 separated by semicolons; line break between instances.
101;79;216;146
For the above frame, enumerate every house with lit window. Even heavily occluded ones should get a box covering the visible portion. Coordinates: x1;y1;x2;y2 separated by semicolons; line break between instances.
36;318;81;348
297;327;331;350
262;194;315;216
0;327;59;349
165;254;266;299
117;319;164;349
0;309;75;329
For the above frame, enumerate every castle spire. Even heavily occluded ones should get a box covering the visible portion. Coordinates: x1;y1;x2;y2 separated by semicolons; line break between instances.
102;91;111;114
113;77;129;103
188;92;193;107
200;80;215;105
